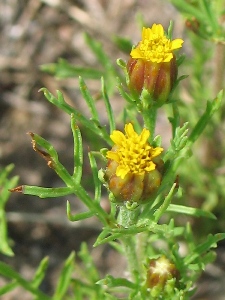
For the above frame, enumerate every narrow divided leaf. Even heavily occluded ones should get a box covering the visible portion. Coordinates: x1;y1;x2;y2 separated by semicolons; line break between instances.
88;152;101;202
32;257;49;288
101;77;116;133
167;204;216;220
53;252;75;300
40;58;103;79
79;77;100;121
71;115;83;184
0;262;51;300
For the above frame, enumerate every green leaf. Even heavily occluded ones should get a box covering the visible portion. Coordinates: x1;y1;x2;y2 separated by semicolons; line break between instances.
21;186;73;198
188;90;223;144
53;252;75;300
0;281;18;295
84;33;117;94
67;201;94;221
40;88;111;145
88;152;101;202
78;243;99;282
154;183;177;222
32;257;49;288
173;122;189;152
97;275;135;289
0;165;18;208
0;261;51;300
0;211;14;256
27;132;74;186
0;164;13;184
0;164;18;256
40;58;103;79
117;77;135;104
94;229;123;246
94;222;173;246
113;35;132;54
167;204;216;220
84;33;112;71
200;250;217;266
184;233;225;265
79;77;100;121
200;0;219;33
169;0;208;25
101;77;116;132
71;115;83;184
167;20;174;40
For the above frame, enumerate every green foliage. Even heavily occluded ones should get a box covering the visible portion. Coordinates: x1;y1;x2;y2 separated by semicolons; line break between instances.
40;33;120;96
0;258;51;299
1;1;225;299
0;164;18;256
169;0;225;41
40;58;103;79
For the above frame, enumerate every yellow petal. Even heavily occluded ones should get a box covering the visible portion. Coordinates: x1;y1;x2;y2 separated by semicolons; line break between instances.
145;161;156;172
152;23;164;36
130;47;143;59
163;53;173;62
140;128;150;143
116;165;129;179
130;24;183;63
171;39;184;50
142;27;149;40
125;123;136;137
110;130;125;145
151;147;164;157
107;151;120;162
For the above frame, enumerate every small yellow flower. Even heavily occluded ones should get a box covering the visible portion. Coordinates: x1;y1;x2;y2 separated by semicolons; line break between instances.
104;124;164;203
107;123;163;179
131;24;183;63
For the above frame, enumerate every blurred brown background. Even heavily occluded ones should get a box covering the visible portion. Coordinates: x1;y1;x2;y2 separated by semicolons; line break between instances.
0;1;224;299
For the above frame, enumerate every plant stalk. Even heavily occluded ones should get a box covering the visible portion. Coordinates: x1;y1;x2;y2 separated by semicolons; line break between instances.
117;205;141;279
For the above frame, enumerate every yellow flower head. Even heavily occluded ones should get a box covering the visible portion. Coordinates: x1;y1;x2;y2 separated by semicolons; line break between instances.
107;123;163;179
130;24;183;63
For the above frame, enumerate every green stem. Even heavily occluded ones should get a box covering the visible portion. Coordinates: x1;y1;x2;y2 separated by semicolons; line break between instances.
122;235;139;280
171;102;180;139
117;205;140;227
117;205;141;279
136;231;148;276
142;105;157;143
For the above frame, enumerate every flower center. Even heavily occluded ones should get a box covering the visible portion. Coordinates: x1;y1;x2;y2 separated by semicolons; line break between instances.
119;137;153;174
130;24;184;63
107;123;163;179
140;35;171;62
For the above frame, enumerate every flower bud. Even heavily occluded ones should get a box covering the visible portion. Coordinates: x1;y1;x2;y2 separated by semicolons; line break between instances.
127;56;178;106
104;123;164;204
146;256;179;297
185;18;200;34
127;24;183;106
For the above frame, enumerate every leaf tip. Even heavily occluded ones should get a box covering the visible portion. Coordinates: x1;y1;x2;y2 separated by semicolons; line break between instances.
9;185;24;193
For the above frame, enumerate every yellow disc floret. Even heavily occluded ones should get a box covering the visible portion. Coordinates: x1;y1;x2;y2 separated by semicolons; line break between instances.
130;24;183;63
107;123;163;179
